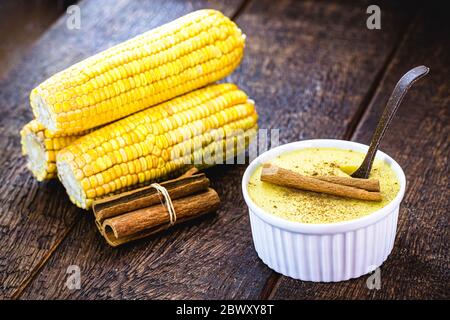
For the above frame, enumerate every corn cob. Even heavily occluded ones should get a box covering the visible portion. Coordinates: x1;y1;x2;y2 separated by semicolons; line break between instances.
20;120;87;181
30;9;245;135
57;84;258;209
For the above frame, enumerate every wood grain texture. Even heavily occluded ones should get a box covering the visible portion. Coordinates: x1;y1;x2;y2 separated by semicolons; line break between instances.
0;0;74;80
18;0;413;299
0;0;242;299
271;5;449;299
231;0;414;144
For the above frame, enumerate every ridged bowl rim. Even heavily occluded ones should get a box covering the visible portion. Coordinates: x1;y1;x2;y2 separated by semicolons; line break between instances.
241;139;406;234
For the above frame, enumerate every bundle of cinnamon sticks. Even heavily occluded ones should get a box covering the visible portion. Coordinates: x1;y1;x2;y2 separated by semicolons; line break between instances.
261;163;382;201
93;168;220;247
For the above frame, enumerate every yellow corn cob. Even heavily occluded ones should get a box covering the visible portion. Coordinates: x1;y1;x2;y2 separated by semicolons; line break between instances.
20;120;85;181
30;9;245;135
57;84;258;209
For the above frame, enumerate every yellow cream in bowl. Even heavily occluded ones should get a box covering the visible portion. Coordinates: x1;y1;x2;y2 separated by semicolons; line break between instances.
248;148;400;223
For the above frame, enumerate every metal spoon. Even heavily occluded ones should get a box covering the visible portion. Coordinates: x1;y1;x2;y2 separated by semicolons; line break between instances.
351;65;429;179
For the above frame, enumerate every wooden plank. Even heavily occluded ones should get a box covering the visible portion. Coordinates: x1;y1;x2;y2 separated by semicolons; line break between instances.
0;0;73;80
19;0;414;299
0;0;243;299
271;5;449;299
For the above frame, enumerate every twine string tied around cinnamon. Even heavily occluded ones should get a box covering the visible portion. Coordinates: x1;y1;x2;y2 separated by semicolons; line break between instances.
150;183;177;226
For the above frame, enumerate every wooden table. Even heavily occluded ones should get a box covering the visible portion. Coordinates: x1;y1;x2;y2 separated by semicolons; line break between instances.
0;0;448;300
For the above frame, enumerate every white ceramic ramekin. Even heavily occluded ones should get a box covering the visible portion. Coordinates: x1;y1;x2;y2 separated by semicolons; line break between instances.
242;139;406;282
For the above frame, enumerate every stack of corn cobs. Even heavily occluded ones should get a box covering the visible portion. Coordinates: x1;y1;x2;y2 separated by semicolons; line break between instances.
20;10;258;209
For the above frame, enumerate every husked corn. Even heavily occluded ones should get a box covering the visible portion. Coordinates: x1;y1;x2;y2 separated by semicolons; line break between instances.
20;120;85;181
30;9;245;135
57;84;258;209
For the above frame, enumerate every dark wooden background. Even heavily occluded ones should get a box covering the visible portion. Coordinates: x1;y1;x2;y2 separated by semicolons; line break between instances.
0;0;448;300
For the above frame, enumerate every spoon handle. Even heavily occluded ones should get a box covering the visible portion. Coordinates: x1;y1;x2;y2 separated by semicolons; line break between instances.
351;65;429;179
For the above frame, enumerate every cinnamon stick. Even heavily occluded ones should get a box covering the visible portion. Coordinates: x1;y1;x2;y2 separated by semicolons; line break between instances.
178;166;199;178
260;163;382;201
92;173;209;221
102;225;166;247
315;176;380;192
95;219;104;236
102;188;220;246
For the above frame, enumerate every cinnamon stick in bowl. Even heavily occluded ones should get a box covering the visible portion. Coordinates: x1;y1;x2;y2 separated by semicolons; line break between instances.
260;163;382;201
314;175;380;192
